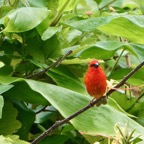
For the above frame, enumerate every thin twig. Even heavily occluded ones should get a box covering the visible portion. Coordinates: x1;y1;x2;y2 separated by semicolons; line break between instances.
110;48;125;75
125;53;131;68
31;61;144;144
26;50;73;79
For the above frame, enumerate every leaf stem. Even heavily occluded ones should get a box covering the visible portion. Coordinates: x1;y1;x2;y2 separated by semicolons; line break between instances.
50;0;71;26
110;48;125;75
31;61;144;144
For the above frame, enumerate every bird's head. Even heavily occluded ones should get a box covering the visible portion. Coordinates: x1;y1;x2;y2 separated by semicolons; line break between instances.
89;60;99;68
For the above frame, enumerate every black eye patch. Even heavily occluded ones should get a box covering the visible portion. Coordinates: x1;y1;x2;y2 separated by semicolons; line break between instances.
90;62;99;68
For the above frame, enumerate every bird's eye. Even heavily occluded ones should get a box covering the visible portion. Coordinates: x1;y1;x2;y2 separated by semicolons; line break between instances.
90;62;99;68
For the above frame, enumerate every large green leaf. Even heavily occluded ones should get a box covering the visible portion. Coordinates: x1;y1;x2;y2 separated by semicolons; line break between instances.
0;135;29;144
23;80;144;139
14;102;35;140
63;16;115;32
25;33;45;62
47;66;86;94
98;16;144;44
64;15;144;44
76;41;137;59
3;7;50;32
77;46;115;59
42;35;62;59
0;102;21;135
41;26;62;41
0;76;48;104
4;82;48;105
0;77;144;139
0;84;13;94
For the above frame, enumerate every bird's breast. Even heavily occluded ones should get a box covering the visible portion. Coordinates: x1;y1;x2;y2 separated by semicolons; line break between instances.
84;69;107;98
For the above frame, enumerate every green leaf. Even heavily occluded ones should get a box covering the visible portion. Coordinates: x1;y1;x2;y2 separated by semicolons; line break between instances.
0;5;13;20
24;80;144;139
130;43;144;62
42;35;62;59
0;84;13;94
58;0;77;12
110;92;137;112
47;0;58;11
1;77;144;139
47;66;86;94
4;81;48;105
35;106;57;124
41;26;62;41
109;67;144;84
0;76;48;104
138;0;144;14
98;16;144;44
62;58;96;65
94;0;102;5
75;41;125;59
0;76;20;84
73;41;137;60
94;41;137;57
0;135;30;144
3;7;50;32
108;97;136;118
14;102;35;140
20;0;30;7
137;108;144;126
40;134;69;144
0;102;21;135
76;46;115;59
122;0;139;10
0;96;4;119
64;29;82;44
27;0;49;8
63;16;116;32
64;15;144;44
25;33;45;62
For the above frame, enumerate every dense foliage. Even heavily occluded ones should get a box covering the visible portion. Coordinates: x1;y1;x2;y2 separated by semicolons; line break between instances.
0;0;144;143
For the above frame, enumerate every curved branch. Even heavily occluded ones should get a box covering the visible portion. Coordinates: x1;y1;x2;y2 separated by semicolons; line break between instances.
26;50;73;79
31;61;144;144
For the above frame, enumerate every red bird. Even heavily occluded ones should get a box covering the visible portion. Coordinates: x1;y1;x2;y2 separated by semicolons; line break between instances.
84;60;107;102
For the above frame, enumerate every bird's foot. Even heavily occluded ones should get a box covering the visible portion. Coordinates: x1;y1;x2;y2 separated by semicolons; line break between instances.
101;96;107;105
89;96;107;107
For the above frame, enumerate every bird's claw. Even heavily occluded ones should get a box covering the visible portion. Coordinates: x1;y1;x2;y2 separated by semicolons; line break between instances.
89;96;107;107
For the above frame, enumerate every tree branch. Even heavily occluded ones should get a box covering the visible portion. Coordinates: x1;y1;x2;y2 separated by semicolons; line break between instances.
31;61;144;144
26;50;73;79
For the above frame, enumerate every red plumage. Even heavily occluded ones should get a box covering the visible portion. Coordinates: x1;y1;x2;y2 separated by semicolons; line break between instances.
84;60;107;99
